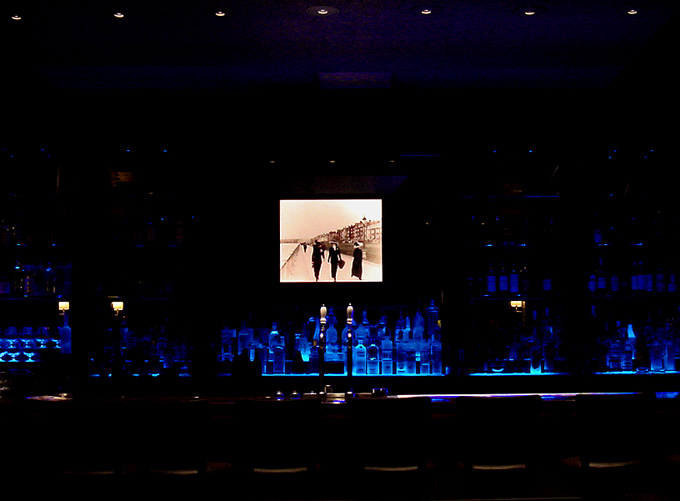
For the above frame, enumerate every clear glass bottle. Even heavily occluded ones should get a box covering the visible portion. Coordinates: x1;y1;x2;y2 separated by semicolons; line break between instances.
378;316;393;375
354;337;366;375
431;332;442;375
270;323;285;374
366;333;380;375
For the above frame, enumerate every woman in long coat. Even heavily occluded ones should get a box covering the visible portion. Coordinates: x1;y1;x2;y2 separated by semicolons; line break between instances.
327;242;342;282
351;242;363;280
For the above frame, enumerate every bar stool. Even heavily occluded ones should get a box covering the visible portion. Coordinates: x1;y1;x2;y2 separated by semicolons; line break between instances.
341;396;433;500
232;396;322;500
655;393;680;499
565;392;658;499
120;397;211;491
452;394;547;499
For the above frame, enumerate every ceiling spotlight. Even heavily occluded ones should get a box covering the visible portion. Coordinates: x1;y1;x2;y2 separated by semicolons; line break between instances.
114;12;124;18
421;9;433;15
514;5;545;16
628;9;638;15
11;14;21;20
307;6;339;16
215;11;226;16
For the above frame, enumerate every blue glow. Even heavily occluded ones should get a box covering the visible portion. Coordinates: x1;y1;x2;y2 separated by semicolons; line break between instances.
468;372;569;376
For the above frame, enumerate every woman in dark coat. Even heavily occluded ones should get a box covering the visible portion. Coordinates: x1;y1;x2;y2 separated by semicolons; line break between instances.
327;242;342;282
351;242;363;280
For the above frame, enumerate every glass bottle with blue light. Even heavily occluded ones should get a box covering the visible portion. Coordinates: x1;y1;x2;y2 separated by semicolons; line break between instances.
431;330;442;375
404;316;416;375
325;308;339;362
529;310;542;374
413;310;425;364
621;323;635;371
292;333;306;374
378;316;393;375
341;313;357;374
366;329;380;375
238;321;252;357
355;310;369;347
268;323;286;374
354;334;367;375
395;312;407;374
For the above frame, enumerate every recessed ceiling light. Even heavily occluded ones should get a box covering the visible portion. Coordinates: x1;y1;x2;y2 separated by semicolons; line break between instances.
628;9;638;15
11;15;21;20
421;9;433;15
215;11;226;17
114;12;124;18
307;6;339;16
514;5;545;16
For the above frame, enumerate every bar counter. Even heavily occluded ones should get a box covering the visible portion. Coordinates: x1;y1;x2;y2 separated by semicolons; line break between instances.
2;388;679;501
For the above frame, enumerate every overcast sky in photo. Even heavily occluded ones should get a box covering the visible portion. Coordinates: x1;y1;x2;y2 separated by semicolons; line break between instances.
280;199;381;240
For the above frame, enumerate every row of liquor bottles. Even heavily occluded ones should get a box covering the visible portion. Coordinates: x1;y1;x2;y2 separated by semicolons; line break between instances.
1;212;66;249
468;261;556;297
90;314;192;377
591;308;680;373
468;258;679;298
220;302;444;376
587;258;677;296
464;307;563;374
464;305;680;375
0;261;73;298
464;205;680;250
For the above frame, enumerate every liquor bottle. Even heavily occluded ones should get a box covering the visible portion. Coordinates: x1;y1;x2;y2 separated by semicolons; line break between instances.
378;316;393;375
366;332;380;375
292;333;306;374
354;335;367;375
498;263;509;294
419;336;431;375
425;300;439;339
596;258;607;295
610;271;620;295
395;312;407;374
529;310;542;374
355;311;369;347
308;339;320;374
668;264;677;292
509;263;519;295
238;321;252;356
541;308;556;373
413;310;425;364
60;309;72;354
326;308;338;360
519;262;530;295
655;265;666;292
431;331;442;375
12;261;25;297
33;263;46;297
0;261;10;296
631;261;640;293
634;316;651;372
608;321;622;371
621;323;635;371
486;262;497;296
270;324;286;374
650;337;664;372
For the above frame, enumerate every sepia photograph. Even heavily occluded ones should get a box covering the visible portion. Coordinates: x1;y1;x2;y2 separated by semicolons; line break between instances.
280;199;382;283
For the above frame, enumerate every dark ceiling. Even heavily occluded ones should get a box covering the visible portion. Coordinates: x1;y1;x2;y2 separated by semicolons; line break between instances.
3;0;678;154
4;0;679;90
